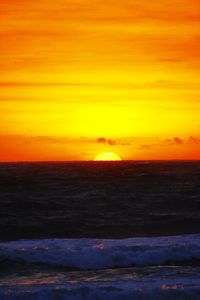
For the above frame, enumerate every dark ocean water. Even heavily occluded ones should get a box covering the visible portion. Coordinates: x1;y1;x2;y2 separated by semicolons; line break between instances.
0;161;200;299
1;161;200;240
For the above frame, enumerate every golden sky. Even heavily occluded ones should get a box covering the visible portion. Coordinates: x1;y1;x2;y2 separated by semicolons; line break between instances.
0;0;200;161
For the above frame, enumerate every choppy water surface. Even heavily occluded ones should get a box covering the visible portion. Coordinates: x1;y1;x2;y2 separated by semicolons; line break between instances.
0;161;200;240
1;235;200;299
0;161;200;299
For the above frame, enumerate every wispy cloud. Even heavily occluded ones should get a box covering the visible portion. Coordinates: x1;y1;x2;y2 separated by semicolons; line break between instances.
139;136;200;150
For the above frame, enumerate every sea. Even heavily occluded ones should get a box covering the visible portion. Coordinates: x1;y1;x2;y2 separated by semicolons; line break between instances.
0;161;200;299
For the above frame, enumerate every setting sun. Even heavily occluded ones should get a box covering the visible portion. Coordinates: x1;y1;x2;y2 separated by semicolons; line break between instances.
94;152;122;161
0;0;200;161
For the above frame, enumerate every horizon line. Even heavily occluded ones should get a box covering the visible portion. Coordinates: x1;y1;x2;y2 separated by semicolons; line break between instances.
0;159;200;164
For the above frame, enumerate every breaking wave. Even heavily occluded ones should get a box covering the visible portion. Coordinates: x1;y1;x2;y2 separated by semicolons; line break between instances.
1;234;200;270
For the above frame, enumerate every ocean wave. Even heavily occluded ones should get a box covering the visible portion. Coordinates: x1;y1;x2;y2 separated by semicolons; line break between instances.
1;234;200;270
1;277;200;300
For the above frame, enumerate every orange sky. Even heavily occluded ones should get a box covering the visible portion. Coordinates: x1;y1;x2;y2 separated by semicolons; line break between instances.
0;0;200;161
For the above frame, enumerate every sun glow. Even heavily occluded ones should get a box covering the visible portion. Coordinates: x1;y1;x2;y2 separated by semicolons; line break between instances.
0;0;200;161
94;152;122;161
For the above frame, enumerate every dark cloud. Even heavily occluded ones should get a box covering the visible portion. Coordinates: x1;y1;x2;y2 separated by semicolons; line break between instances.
107;139;117;146
97;137;107;144
189;136;200;144
164;137;184;145
173;137;184;145
138;136;200;152
139;137;186;150
97;137;130;146
97;137;117;145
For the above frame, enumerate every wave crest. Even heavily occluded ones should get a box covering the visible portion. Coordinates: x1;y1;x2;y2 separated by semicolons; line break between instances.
1;234;200;270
